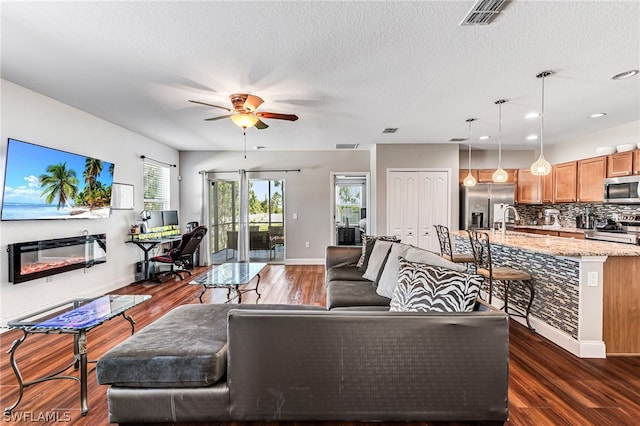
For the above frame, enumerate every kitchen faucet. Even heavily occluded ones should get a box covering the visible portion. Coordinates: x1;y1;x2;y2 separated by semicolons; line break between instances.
501;205;520;236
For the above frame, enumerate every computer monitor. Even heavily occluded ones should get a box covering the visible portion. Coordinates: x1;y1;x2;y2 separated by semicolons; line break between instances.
162;210;179;227
146;211;163;229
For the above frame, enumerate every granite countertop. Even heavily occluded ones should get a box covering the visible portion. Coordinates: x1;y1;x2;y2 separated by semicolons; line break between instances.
514;225;586;234
455;230;640;257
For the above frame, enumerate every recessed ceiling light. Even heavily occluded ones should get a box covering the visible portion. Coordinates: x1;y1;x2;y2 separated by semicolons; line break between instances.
525;112;540;119
526;134;538;140
479;135;490;140
588;113;607;119
612;70;639;80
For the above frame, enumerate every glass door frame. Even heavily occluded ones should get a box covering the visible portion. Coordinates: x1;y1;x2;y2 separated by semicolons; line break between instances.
330;172;370;246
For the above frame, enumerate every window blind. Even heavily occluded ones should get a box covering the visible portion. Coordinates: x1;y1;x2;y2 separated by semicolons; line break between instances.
143;161;169;210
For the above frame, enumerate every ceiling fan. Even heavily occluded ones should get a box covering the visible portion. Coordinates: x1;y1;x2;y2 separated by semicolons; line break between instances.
189;93;298;130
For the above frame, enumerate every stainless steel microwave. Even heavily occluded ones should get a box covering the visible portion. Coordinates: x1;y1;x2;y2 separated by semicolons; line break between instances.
603;176;640;204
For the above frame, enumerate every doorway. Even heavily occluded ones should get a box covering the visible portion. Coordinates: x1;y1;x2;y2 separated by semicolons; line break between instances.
332;173;369;246
209;178;285;264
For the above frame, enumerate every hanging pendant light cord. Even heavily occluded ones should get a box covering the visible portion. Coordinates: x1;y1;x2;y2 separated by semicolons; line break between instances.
498;102;503;167
468;120;472;172
243;128;247;160
540;74;545;157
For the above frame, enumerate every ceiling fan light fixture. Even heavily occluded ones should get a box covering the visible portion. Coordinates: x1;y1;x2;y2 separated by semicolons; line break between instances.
231;113;259;129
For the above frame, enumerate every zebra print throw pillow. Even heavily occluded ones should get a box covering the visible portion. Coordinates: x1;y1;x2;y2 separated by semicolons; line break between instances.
390;258;483;313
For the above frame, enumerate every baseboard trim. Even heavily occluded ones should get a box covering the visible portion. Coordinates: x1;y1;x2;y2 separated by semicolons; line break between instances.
285;258;324;265
491;296;606;358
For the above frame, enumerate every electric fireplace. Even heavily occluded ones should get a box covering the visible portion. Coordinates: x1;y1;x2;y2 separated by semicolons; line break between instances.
7;234;106;284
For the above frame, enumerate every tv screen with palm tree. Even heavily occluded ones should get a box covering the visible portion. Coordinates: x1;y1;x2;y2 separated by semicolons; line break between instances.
1;138;115;220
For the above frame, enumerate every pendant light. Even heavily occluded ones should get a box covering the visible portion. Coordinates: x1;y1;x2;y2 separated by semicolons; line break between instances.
530;70;553;176
463;118;477;187
492;99;508;182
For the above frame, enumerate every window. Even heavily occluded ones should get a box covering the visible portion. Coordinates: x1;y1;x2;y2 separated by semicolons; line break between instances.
143;162;169;210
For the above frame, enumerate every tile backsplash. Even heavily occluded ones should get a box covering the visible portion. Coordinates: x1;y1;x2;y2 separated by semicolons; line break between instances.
516;203;640;227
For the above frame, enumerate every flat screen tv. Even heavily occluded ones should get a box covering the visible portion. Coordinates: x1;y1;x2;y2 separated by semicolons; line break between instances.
1;138;115;221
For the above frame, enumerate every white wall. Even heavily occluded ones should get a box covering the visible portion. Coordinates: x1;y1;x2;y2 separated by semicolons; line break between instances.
459;149;537;169
0;80;179;325
374;144;461;234
179;150;370;263
546;120;640;164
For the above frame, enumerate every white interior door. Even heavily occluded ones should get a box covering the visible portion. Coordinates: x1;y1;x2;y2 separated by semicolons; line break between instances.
418;171;449;251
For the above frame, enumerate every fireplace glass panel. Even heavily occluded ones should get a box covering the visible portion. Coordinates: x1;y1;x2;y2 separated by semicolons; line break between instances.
8;234;106;284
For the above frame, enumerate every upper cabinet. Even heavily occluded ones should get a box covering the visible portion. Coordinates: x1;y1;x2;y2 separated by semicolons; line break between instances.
542;171;553;203
516;169;542;204
553;161;577;203
459;169;517;184
577;156;606;202
607;151;634;177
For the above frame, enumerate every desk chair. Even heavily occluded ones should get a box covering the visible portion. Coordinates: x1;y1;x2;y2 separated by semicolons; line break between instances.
467;230;535;332
433;225;475;270
150;226;207;281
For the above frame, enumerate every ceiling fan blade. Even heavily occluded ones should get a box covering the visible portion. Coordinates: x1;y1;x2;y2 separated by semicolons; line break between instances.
256;112;299;121
254;119;269;129
243;95;264;112
204;115;233;121
189;100;232;112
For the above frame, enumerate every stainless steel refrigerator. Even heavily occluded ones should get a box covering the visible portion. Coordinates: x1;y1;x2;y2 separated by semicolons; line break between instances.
460;183;516;230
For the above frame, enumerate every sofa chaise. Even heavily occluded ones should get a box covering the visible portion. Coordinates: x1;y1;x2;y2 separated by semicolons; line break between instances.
97;243;509;424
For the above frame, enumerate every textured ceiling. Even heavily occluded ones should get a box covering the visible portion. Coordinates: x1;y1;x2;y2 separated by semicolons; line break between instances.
1;1;639;152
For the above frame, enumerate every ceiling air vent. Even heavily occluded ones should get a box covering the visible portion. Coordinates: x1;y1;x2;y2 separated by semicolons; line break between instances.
449;138;468;142
460;0;510;26
382;128;398;134
336;144;359;150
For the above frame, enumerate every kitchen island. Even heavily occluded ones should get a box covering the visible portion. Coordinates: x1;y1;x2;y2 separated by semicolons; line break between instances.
455;230;640;358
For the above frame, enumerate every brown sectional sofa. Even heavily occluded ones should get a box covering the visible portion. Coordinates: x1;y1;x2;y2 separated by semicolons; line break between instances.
96;245;509;424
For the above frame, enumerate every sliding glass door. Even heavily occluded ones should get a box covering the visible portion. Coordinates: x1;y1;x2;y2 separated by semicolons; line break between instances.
209;178;285;264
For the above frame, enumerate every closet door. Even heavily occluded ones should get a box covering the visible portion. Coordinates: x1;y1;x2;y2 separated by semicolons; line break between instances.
418;171;449;251
388;170;450;251
387;172;419;246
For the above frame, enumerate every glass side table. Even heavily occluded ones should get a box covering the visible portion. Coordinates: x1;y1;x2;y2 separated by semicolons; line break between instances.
4;294;151;416
190;262;266;303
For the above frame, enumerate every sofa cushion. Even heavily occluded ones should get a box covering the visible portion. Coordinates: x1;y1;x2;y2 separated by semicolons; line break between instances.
357;235;400;271
376;242;411;298
327;280;390;309
97;304;322;388
362;240;393;282
404;247;467;272
326;264;370;283
389;259;483;313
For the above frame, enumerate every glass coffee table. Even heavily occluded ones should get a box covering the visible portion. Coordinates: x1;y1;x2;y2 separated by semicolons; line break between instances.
4;294;151;416
190;262;266;303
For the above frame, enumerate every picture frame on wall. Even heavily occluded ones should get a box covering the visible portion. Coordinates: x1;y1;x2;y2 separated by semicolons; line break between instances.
111;183;134;210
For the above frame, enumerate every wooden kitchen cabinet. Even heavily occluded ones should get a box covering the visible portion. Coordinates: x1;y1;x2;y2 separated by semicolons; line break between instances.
553;161;577;203
577;156;606;202
542;171;553;203
516;169;542;204
634;150;640;175
607;151;634;177
558;231;585;239
477;169;517;183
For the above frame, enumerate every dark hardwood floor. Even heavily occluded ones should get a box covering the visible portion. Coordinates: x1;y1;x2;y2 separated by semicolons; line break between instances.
1;264;639;425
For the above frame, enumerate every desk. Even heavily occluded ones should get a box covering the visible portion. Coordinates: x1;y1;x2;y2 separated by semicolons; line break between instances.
5;294;151;416
127;236;182;281
190;262;266;303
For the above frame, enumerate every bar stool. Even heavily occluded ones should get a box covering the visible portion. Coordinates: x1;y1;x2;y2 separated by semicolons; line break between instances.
467;230;535;332
433;225;476;271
